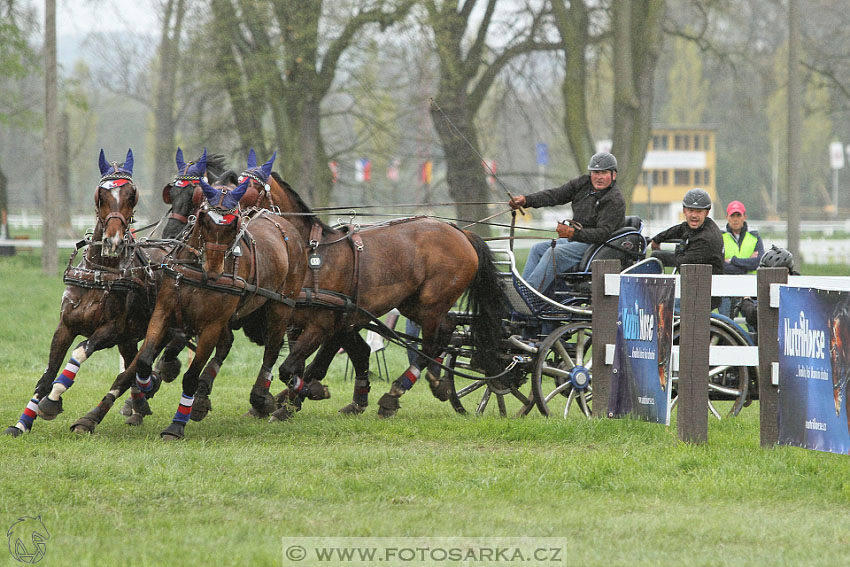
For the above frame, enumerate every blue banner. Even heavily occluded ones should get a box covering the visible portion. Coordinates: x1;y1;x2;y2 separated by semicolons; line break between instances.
536;142;549;166
608;276;675;424
778;287;850;454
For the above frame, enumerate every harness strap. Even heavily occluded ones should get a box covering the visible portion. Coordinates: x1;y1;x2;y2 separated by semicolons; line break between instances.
162;265;296;308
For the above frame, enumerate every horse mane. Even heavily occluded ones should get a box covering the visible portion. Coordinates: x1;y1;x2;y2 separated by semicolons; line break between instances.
205;153;228;182
216;170;240;186
270;171;333;234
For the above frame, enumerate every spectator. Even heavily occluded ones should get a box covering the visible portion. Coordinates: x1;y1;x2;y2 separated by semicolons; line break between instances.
719;200;764;317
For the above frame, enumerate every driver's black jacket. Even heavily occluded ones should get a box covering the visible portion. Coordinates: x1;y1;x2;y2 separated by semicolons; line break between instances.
651;217;725;274
522;175;626;244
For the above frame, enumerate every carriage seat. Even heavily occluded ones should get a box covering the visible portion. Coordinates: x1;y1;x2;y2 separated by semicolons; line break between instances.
572;215;645;273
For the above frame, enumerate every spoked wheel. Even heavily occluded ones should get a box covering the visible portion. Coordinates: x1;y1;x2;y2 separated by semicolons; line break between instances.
671;318;751;418
445;350;536;417
531;322;593;418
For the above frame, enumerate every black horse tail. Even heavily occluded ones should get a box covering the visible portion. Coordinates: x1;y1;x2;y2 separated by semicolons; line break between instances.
463;230;507;376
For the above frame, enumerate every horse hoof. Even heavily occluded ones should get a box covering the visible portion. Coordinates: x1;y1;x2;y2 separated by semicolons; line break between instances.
268;405;297;422
190;396;212;422
4;426;24;437
118;398;134;417
160;422;185;441
70;417;97;434
132;396;153;417
250;388;277;415
156;357;182;383
125;414;144;427
339;402;366;415
429;380;452;402
376;393;400;418
36;397;63;420
304;381;331;400
243;407;268;419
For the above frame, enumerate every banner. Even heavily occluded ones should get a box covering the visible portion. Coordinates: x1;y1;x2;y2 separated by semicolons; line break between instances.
778;287;850;454
608;275;675;424
328;161;339;184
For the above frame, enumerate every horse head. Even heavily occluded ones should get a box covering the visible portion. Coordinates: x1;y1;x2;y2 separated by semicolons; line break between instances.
95;148;138;257
194;176;248;280
829;296;850;416
162;148;229;239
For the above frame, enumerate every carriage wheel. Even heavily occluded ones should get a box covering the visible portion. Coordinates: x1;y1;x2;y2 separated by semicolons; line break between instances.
531;322;593;418
445;351;535;417
671;319;751;418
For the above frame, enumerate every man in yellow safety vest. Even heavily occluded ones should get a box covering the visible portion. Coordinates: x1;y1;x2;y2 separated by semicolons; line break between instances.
719;200;764;317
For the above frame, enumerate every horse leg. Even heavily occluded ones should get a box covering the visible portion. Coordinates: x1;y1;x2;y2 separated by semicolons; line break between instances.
161;322;224;441
422;317;457;402
191;327;234;422
338;332;373;415
376;317;449;418
119;330;186;417
265;327;325;419
36;319;123;421
70;347;141;434
5;323;75;436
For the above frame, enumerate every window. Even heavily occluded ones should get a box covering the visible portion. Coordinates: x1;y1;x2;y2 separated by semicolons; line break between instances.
652;135;669;150
674;135;690;150
694;171;702;185
703;135;710;150
662;170;669;185
694;136;701;150
703;170;710;185
674;170;690;185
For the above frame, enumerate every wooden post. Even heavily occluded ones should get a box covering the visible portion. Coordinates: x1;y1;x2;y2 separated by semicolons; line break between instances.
591;259;621;419
757;267;787;447
677;264;711;443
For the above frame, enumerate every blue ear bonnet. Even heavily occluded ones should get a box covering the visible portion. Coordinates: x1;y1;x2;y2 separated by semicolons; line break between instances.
98;148;134;180
199;177;249;211
240;149;276;184
174;147;208;182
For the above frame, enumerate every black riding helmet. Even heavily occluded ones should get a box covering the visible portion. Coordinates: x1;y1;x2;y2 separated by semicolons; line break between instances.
587;152;618;172
760;244;795;272
682;188;712;210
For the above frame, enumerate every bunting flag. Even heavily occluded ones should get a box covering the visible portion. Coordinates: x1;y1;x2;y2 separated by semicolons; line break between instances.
387;158;400;182
328;161;339;183
420;160;433;185
355;158;371;182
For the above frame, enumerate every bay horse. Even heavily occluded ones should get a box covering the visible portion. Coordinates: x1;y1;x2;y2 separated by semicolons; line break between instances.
4;149;171;437
130;171;307;440
214;168;506;420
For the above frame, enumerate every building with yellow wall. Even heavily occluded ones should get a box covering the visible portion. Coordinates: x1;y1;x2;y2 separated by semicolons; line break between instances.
631;126;717;223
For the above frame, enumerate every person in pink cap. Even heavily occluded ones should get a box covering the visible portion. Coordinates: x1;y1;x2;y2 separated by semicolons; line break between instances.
719;200;764;317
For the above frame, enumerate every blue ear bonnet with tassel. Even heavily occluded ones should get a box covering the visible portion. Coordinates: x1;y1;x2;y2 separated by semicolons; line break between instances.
98;148;134;182
199;176;249;213
173;147;208;186
240;148;276;185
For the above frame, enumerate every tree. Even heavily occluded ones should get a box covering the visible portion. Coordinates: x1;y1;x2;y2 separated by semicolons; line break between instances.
43;0;59;274
202;0;415;206
661;36;708;125
549;0;665;208
425;0;558;232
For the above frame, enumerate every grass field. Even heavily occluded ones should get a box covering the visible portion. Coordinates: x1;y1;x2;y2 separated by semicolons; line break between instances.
2;251;850;567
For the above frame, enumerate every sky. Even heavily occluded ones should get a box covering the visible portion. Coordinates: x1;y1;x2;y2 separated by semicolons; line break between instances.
28;0;160;69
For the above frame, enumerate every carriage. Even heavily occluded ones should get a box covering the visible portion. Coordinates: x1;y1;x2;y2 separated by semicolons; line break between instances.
414;215;759;420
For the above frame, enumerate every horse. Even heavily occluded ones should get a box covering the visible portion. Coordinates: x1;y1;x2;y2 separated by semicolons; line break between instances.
129;168;307;440
202;168;507;420
4;149;171;437
112;148;230;421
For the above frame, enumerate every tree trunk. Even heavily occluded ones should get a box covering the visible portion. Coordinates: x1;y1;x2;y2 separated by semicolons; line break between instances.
786;0;801;259
153;0;184;197
611;0;664;209
42;0;58;275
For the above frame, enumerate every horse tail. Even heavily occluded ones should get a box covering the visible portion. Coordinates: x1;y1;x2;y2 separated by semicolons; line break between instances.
463;230;506;376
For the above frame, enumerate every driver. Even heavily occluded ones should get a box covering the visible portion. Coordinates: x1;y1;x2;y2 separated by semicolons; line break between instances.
508;151;626;293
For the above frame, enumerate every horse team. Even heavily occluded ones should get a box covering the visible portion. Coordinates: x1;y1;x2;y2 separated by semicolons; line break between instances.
5;148;506;440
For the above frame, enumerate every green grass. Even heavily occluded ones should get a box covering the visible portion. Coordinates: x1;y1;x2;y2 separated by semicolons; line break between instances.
2;251;850;567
